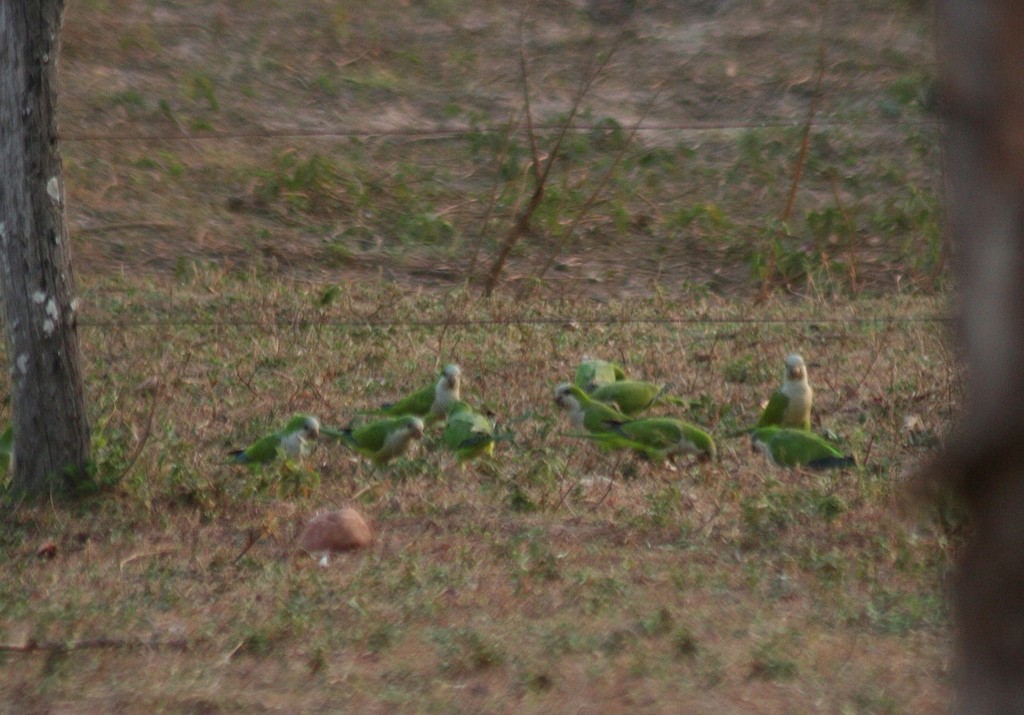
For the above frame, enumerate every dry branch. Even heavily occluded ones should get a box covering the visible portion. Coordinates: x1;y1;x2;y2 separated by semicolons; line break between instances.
521;78;673;300
759;0;829;300
482;4;624;297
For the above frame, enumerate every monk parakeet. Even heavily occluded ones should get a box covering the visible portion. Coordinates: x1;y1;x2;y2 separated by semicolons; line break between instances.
757;354;813;431
573;358;627;393
590;380;666;416
554;383;629;433
750;426;855;469
380;364;461;424
323;415;425;465
230;414;321;464
0;424;11;473
574;416;716;464
442;401;495;463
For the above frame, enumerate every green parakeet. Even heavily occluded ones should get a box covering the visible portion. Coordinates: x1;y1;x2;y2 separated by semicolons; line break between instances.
590;379;665;416
554;383;629;433
380;364;461;424
231;414;321;465
573;358;627;393
323;415;425;465
572;416;716;464
442;401;495;463
750;426;855;469
0;424;11;473
757;354;813;431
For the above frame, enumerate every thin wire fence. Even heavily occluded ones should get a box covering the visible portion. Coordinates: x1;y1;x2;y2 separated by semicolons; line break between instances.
59;118;942;143
73;313;954;330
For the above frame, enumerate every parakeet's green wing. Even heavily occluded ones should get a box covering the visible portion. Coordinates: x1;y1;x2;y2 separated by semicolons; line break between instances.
0;425;11;472
754;427;849;467
444;407;494;458
238;434;285;463
584;402;630;433
323;416;424;465
444;414;477;445
756;391;790;428
457;431;493;449
382;383;434;417
590;381;661;416
616;419;678;449
574;360;626;391
452;425;494;453
782;435;841;463
350;420;394;452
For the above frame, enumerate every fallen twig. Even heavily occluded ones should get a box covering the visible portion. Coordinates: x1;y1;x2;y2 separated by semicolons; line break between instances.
119;547;177;571
232;528;263;564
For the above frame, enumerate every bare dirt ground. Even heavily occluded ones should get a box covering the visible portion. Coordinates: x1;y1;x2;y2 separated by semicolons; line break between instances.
57;0;939;299
0;3;954;714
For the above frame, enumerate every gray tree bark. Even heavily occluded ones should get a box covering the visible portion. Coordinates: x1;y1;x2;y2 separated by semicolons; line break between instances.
0;0;90;495
934;1;1024;712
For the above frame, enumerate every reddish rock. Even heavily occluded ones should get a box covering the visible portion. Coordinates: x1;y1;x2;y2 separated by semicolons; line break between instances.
297;508;372;555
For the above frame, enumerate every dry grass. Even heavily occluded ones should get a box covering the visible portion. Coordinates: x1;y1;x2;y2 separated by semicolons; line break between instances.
0;273;956;712
57;0;940;297
0;0;955;711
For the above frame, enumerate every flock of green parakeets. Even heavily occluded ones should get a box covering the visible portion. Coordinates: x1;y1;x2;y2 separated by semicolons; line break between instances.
230;354;857;472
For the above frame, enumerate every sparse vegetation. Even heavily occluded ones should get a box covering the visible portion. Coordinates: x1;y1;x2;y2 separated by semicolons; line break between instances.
0;277;955;712
0;0;954;712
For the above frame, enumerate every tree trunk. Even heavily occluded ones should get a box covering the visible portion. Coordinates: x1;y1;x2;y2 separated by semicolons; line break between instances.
0;0;90;496
934;1;1024;711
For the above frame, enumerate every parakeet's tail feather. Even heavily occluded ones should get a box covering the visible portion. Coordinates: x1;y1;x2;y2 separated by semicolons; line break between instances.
320;426;357;448
807;455;857;470
229;449;248;463
562;431;603;440
459;433;495;450
562;431;646;455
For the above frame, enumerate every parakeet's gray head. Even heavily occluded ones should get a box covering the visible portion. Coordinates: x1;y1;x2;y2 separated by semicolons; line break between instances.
404;416;426;440
784;354;807;382
553;383;579;410
442;364;461;389
750;430;771;456
288;414;321;440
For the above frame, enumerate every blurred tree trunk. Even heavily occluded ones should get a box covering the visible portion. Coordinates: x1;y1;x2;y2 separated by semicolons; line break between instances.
0;0;90;495
935;1;1024;711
